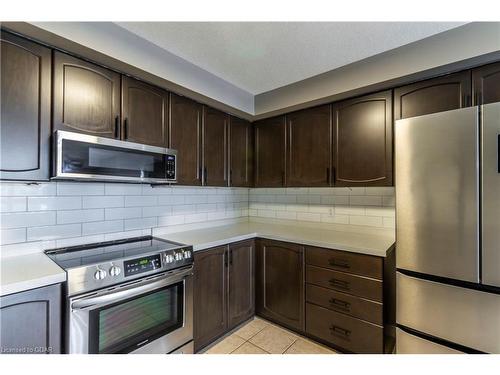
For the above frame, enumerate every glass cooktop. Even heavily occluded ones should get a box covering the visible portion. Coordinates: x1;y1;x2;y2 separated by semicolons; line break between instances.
45;236;185;270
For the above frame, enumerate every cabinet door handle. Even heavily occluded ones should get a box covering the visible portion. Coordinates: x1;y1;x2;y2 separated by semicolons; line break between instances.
328;258;350;269
332;167;336;184
329;325;351;338
204;167;207;185
124;118;129;140
224;250;228;268
229;169;233;186
327;167;330;185
329;278;350;290
229;249;233;266
114;116;120;138
329;298;351;312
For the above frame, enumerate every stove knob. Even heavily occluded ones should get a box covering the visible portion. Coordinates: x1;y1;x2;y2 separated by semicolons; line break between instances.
174;252;183;261
109;266;121;277
164;254;174;264
94;268;107;280
183;250;192;259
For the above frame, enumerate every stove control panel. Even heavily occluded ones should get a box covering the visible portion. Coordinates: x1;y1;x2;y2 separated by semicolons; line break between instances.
124;254;162;277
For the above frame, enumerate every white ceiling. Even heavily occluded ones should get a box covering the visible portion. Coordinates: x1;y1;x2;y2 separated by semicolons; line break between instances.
116;22;466;94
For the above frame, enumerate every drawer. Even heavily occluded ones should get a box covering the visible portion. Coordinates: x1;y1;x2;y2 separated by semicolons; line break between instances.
306;303;383;353
306;246;383;280
396;328;463;354
306;284;383;325
306;265;383;302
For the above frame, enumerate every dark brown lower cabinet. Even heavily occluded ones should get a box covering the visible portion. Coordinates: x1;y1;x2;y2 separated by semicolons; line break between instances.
472;61;500;105
0;284;62;354
255;239;305;332
193;240;254;352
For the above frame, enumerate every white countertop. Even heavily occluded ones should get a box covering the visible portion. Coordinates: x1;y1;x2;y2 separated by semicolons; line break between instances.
0;252;66;297
159;220;395;257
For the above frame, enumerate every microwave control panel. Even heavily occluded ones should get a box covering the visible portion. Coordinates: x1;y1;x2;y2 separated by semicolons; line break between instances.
166;154;176;179
124;254;162;277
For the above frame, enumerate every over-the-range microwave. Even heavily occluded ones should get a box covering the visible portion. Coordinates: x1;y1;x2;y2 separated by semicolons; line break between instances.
53;130;177;184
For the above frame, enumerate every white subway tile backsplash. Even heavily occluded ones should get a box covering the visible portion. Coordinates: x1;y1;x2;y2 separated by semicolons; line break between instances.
28;196;82;211
82;220;124;236
27;224;81;241
1;228;27;245
57;209;104;224
124;195;157;207
0;197;27;212
1;180;392;254
1;211;56;229
57;182;104;196
106;207;143;220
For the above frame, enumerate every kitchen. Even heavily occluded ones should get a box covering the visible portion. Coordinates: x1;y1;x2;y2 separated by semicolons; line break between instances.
0;5;499;372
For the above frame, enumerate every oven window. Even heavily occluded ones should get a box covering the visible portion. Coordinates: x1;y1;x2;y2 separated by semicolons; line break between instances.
61;139;167;179
88;282;184;354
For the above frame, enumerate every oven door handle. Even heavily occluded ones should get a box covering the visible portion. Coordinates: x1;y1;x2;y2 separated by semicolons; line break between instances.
71;267;193;311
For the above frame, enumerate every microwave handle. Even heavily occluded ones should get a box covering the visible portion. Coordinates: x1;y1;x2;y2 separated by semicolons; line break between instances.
71;266;193;311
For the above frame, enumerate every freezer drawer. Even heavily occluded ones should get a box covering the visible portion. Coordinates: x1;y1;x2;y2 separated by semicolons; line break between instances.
395;106;479;283
396;272;500;353
482;102;500;287
396;328;463;354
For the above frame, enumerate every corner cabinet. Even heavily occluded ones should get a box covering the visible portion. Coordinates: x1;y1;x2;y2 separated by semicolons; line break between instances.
0;31;51;181
254;116;287;187
333;90;393;186
53;51;121;138
286;105;332;187
472;61;500;105
394;70;471;120
169;93;203;185
255;239;305;332
0;284;62;354
229;116;254;187
121;76;169;147
193;240;254;352
202;106;229;186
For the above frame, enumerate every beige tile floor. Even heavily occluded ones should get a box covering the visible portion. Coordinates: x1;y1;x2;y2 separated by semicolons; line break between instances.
203;317;336;354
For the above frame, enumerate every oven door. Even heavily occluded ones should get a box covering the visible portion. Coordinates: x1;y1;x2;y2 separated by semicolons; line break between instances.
68;266;193;354
55;130;177;183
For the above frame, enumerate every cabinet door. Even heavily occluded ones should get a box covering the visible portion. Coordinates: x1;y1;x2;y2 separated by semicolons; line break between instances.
122;76;169;147
256;239;304;332
333;90;393;186
287;105;332;187
1;32;51;181
394;70;471;120
254;116;286;187
53;51;120;138
472;62;500;105
202;106;228;186
193;246;227;352
169;93;202;185
229;116;254;187
0;284;61;354
228;240;255;329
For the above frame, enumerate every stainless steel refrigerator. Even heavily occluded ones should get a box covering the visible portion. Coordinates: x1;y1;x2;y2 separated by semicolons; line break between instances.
395;102;500;354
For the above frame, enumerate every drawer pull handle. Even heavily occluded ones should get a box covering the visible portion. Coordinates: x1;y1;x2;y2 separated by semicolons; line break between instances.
329;298;351;311
328;258;350;269
329;278;350;290
329;325;351;338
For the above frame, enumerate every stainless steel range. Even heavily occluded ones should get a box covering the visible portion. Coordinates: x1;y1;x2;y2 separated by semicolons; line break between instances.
45;236;193;354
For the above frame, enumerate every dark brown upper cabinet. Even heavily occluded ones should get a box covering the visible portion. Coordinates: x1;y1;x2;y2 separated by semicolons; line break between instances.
202;106;228;186
472;61;500;105
333;90;393;187
394;70;471;120
169;93;202;185
193;246;227;352
286;105;332;187
256;239;304;332
228;240;255;330
53;51;121;138
254;116;286;187
229;116;254;187
1;32;51;181
121;76;169;147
